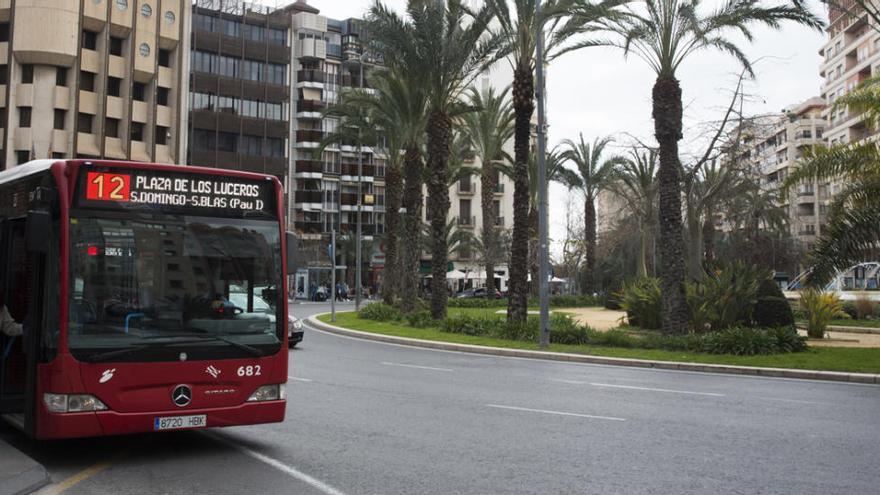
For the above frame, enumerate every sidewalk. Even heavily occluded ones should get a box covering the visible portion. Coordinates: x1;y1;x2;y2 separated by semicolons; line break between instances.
0;437;49;495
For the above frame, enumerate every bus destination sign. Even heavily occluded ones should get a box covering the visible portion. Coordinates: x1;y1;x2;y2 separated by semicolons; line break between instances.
77;167;276;218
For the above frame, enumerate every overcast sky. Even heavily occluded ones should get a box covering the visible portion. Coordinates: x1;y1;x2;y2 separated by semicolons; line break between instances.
298;0;828;256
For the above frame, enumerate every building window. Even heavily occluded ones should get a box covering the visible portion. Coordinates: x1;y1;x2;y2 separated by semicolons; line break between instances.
16;151;30;165
158;48;171;67
164;11;176;24
130;122;144;142
56;67;67;86
54;109;66;130
80;71;96;92
82;30;98;50
77;113;94;133
156;125;168;145
139;43;150;57
107;76;122;97
132;82;146;102
0;108;5;127
157;86;169;106
21;64;33;84
18;107;31;128
140;4;152;17
109;36;124;56
0;23;9;42
115;0;128;10
105;117;119;138
0;64;6;84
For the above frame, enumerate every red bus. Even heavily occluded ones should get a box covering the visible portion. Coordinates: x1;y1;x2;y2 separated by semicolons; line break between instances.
0;160;297;439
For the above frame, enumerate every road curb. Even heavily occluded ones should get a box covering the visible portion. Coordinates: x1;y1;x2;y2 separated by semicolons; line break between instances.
0;438;50;495
306;315;880;385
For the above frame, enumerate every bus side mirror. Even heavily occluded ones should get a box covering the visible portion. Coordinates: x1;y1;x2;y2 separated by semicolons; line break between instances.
286;231;298;275
26;210;51;253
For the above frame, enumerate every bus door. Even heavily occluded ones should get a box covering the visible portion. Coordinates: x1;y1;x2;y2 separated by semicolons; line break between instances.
0;213;52;437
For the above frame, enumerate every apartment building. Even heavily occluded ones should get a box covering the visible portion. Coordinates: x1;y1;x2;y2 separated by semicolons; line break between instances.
819;0;880;147
737;98;828;246
0;0;189;168
187;1;291;180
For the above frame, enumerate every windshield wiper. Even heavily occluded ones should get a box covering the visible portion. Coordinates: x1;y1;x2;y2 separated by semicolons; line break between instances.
183;332;265;358
89;338;206;362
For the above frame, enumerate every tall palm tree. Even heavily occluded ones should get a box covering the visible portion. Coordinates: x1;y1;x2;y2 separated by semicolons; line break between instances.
568;0;823;333
461;86;514;296
559;135;626;293
612;147;658;278
369;0;498;319
487;0;581;323
319;68;427;309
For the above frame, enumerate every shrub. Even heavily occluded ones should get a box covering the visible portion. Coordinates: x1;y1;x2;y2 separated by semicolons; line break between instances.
687;262;767;332
841;301;858;319
604;291;622;310
447;298;505;308
697;327;807;356
767;326;808;353
618;278;662;330
546;315;591;345
854;296;875;320
800;289;847;339
405;311;433;328
547;295;603;307
358;303;401;322
753;279;795;329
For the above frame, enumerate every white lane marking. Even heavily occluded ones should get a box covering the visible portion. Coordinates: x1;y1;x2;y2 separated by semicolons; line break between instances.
380;361;453;372
210;434;347;495
305;323;880;388
288;376;313;382
758;396;837;406
486;404;626;422
589;382;725;397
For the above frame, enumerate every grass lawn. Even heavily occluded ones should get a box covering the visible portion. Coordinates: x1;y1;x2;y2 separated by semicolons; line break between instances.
824;319;880;329
317;312;880;374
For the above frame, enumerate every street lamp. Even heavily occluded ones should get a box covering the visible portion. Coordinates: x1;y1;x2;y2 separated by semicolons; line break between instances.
536;0;550;347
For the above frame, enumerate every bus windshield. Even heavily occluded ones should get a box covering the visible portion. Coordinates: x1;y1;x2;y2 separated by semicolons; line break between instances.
68;213;283;362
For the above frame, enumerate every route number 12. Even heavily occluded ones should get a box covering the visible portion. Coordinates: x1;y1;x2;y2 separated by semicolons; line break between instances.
86;172;131;201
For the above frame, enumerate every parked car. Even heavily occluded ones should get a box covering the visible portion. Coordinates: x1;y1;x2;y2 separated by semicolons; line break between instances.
455;287;503;299
228;292;304;348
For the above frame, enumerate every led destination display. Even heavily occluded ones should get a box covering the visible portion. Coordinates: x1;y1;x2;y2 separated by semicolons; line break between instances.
75;166;277;218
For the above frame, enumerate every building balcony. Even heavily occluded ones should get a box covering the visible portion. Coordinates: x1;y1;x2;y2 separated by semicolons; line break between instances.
297;70;326;84
296;160;323;174
342;163;375;177
457;216;476;228
296;190;324;204
458;182;475;194
296;129;324;143
297;99;326;113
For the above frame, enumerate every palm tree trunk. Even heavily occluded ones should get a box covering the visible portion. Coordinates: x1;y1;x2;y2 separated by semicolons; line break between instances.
382;164;402;305
401;146;424;313
637;220;648;278
508;65;534;324
481;161;497;295
687;213;702;279
529;207;539;297
584;196;597;294
702;216;715;263
427;110;452;320
653;75;689;334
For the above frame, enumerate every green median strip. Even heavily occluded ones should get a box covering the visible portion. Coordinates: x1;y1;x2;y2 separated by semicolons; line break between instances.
317;312;880;375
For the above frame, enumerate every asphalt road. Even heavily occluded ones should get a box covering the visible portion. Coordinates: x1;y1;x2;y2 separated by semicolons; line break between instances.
2;301;880;494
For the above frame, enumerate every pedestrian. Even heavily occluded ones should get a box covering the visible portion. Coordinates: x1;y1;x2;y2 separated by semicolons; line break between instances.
309;282;317;302
0;290;22;337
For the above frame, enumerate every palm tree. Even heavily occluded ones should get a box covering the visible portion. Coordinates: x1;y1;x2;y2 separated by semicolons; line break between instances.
568;0;823;333
612;147;658;278
319;69;426;306
487;0;581;323
559;135;626;293
369;0;498;319
461;86;514;297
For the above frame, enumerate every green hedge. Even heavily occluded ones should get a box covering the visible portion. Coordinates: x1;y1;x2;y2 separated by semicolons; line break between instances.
446;295;603;308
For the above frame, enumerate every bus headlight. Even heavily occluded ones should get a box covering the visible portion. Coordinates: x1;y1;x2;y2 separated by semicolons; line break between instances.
247;384;285;402
43;393;108;413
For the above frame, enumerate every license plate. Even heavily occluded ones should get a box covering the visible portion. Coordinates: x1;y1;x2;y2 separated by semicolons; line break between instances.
154;414;207;431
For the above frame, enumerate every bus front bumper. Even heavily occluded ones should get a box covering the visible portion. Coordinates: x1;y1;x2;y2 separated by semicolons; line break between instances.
37;400;286;439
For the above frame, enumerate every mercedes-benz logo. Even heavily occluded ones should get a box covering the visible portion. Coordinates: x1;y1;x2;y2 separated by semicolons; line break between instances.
172;385;192;407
